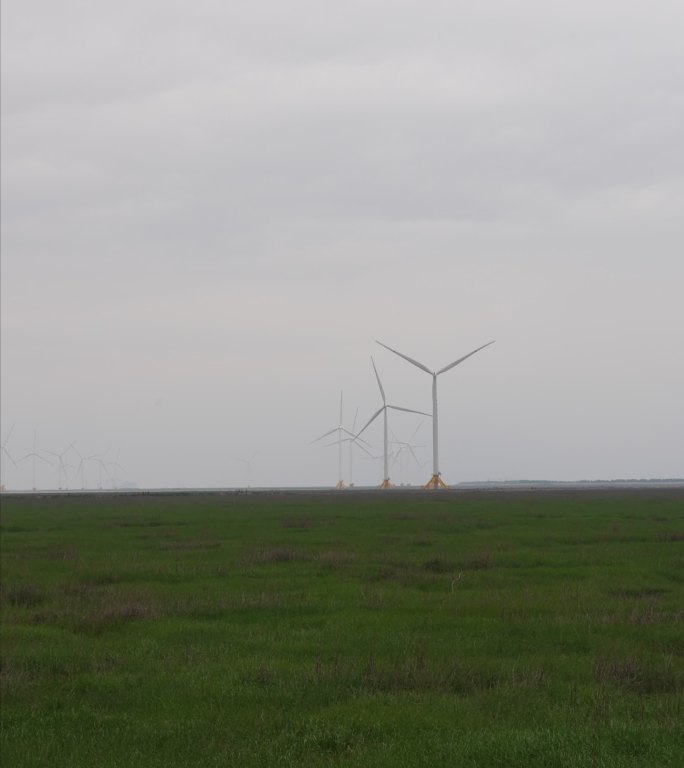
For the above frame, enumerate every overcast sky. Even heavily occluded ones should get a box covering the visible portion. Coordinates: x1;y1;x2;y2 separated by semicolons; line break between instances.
2;0;683;489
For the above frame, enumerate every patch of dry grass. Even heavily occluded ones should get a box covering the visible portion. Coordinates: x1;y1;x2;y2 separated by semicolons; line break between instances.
595;655;682;694
158;539;222;551
240;546;310;565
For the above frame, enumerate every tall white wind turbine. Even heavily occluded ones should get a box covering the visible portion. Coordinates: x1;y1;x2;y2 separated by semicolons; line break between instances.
355;357;430;489
376;340;494;489
311;391;360;489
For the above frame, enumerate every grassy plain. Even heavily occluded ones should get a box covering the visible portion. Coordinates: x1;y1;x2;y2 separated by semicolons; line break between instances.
1;488;683;767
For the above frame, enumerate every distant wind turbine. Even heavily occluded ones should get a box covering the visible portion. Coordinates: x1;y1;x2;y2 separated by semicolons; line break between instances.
311;391;360;489
321;424;375;488
233;451;259;489
389;424;427;486
355;357;430;489
376;340;494;489
331;407;375;487
42;443;75;490
106;457;124;490
19;431;51;491
87;454;110;489
72;445;88;489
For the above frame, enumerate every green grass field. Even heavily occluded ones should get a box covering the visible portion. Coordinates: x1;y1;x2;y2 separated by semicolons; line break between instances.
1;489;683;767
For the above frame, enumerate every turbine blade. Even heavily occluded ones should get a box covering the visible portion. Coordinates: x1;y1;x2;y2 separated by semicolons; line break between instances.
340;427;371;446
339;391;343;425
436;341;495;375
3;424;15;445
376;341;432;375
371;357;386;404
354;407;384;439
407;444;421;467
354;441;377;459
321;440;345;449
387;405;431;417
310;427;338;444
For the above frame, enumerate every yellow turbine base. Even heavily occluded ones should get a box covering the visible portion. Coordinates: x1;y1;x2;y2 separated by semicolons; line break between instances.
335;480;347;490
423;474;449;490
378;478;395;490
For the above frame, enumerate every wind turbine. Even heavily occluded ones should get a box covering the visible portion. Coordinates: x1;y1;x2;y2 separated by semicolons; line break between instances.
376;340;494;489
72;445;88;489
389;424;426;486
355;357;430;489
19;431;52;491
232;451;259;489
42;443;75;490
86;453;110;489
311;391;360;489
1;424;17;491
340;408;375;487
321;426;376;488
106;457;124;490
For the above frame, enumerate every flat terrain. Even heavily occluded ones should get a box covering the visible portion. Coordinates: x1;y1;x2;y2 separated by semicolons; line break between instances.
1;489;683;767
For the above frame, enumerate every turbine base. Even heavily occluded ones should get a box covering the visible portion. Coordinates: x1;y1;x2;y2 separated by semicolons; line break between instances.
335;480;347;490
378;478;395;490
423;474;449;490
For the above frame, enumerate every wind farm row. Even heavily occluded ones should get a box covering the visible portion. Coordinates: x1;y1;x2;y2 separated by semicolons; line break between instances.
0;427;124;492
1;338;494;492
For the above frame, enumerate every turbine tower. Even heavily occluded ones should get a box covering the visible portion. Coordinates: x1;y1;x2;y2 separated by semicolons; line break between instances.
72;445;88;489
355;357;430;489
376;340;494;489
